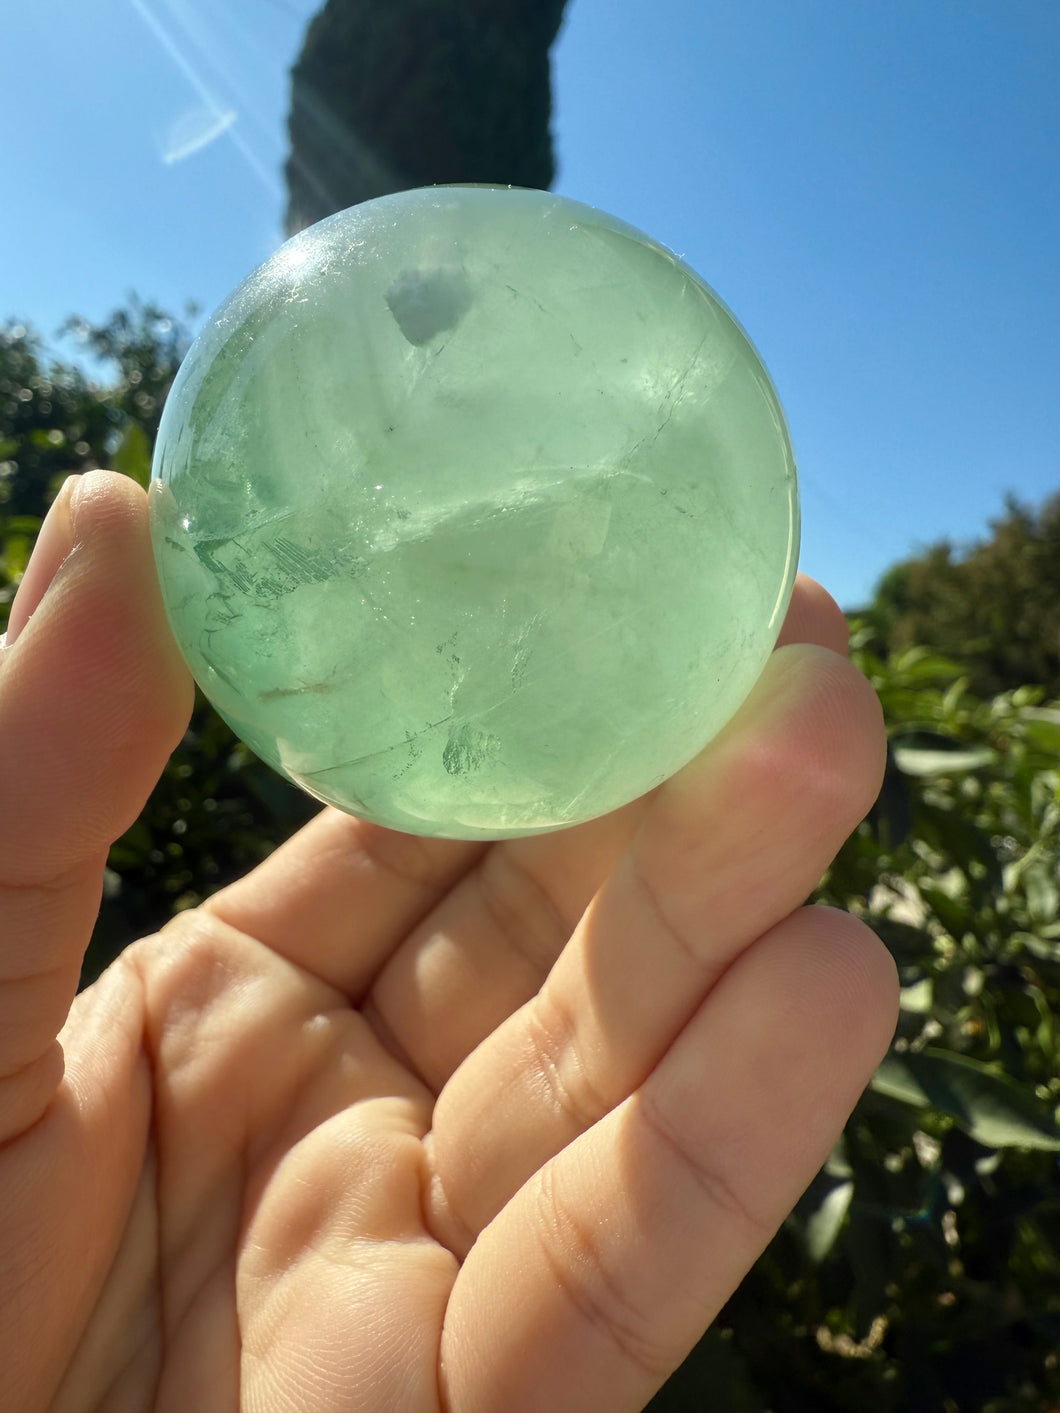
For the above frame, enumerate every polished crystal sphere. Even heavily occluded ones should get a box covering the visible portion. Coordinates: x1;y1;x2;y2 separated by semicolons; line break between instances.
150;187;799;839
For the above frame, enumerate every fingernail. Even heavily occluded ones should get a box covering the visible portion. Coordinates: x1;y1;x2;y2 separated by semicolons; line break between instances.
3;476;79;648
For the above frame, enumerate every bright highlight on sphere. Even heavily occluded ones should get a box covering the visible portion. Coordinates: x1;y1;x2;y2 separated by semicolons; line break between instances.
149;186;799;839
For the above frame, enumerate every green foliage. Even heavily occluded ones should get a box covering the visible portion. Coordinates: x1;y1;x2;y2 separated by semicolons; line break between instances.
865;492;1060;701
61;299;195;441
285;0;569;232
3;307;1058;1409
0;322;109;515
0;299;192;517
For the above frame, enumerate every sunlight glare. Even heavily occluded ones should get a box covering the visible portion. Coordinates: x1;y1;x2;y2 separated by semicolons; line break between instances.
162;105;238;164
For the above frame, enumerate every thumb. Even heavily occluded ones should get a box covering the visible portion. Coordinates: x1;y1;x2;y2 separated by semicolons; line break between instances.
0;470;193;1140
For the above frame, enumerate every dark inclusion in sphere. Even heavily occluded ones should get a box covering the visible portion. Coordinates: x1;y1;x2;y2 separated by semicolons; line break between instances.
150;187;799;839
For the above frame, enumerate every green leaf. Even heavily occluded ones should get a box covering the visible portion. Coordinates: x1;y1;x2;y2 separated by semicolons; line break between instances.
0;534;32;581
803;1179;854;1261
824;1135;853;1179
110;421;153;488
892;743;997;776
890;648;969;684
899;977;934;1014
1022;707;1060;755
1025;866;1060;925
918;871;972;939
1017;931;1060;963
872;1047;1060;1150
941;673;971;711
1;515;42;536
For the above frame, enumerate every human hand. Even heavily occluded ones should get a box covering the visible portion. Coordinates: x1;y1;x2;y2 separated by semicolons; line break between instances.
1;471;898;1412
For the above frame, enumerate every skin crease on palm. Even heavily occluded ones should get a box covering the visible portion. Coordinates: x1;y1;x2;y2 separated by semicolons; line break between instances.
0;471;899;1413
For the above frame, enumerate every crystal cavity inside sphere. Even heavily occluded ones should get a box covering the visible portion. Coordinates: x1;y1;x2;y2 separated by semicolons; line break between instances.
149;186;799;839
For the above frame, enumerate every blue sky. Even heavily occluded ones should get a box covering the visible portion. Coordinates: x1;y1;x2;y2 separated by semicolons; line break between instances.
3;0;1057;609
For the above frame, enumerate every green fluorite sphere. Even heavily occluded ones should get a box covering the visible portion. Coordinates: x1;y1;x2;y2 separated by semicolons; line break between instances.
150;187;799;839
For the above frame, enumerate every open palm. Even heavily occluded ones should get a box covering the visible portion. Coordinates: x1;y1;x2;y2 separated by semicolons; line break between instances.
1;474;897;1413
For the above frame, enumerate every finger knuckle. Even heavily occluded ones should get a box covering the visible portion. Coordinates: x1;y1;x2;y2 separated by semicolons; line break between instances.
535;1164;677;1381
637;1092;773;1239
476;847;569;978
524;986;610;1135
